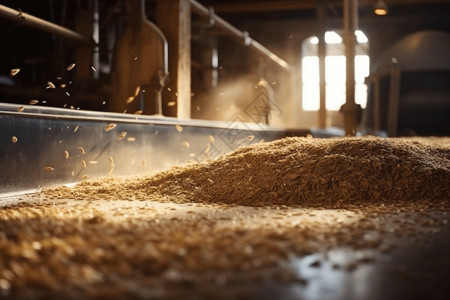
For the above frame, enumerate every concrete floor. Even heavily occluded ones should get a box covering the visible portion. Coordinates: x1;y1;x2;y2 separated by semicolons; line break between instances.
0;194;449;300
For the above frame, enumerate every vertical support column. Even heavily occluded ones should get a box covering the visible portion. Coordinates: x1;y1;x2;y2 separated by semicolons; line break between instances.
157;0;191;119
317;0;327;129
372;74;380;132
387;62;400;136
342;0;358;136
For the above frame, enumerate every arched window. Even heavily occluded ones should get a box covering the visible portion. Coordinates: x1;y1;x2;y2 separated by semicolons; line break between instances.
301;30;369;111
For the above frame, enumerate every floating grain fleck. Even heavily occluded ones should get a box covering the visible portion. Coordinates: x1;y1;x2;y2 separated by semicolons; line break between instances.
126;96;135;104
105;123;117;131
66;63;76;71
11;136;18;143
168;101;176;107
134;86;140;97
47;81;56;89
10;68;20;76
78;147;86;154
64;150;69;159
175;125;183;132
118;132;127;140
29;99;39;105
127;137;136;142
17;106;24;112
44;166;54;172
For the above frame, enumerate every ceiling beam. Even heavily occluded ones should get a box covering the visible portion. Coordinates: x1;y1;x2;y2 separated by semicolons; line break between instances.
210;0;450;14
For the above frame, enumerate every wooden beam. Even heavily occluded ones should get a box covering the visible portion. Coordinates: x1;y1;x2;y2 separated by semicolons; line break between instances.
157;0;191;119
211;0;450;13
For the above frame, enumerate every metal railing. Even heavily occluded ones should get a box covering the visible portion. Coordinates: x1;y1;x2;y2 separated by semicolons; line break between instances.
190;0;292;72
0;4;91;44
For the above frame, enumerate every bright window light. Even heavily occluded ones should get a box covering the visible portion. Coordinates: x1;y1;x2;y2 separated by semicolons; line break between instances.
355;30;368;43
301;30;370;112
325;31;342;44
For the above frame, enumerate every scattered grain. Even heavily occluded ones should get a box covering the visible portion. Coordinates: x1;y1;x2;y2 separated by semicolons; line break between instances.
10;68;20;76
118;132;127;140
105;123;117;132
66;63;76;71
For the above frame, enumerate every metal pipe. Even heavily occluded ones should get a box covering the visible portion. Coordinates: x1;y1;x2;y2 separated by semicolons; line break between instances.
190;0;291;71
0;4;91;44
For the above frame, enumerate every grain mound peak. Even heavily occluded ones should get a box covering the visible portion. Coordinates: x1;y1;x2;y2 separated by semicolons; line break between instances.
46;137;450;208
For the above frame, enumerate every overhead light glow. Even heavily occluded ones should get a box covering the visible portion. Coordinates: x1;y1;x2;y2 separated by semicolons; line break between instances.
374;0;388;16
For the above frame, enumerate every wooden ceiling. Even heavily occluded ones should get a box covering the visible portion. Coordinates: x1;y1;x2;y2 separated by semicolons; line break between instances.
204;0;450;14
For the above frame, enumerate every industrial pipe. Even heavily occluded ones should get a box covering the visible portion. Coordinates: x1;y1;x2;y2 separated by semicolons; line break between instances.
0;4;91;44
190;0;292;72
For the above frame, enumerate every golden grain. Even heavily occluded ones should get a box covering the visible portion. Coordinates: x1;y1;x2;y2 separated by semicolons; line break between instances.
118;132;127;140
134;86;140;97
11;136;18;143
175;125;183;132
64;150;69;159
66;63;76;71
105;123;117;132
126;96;135;104
44;166;54;172
78;147;86;154
10;68;20;76
29;99;39;105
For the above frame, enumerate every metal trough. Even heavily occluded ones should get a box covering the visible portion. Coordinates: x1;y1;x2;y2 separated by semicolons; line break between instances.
0;103;314;195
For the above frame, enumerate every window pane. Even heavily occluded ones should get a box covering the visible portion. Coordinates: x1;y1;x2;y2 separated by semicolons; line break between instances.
302;56;319;84
301;33;369;111
302;84;320;111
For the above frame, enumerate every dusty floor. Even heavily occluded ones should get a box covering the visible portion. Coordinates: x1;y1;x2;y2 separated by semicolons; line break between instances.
1;193;449;300
1;136;449;299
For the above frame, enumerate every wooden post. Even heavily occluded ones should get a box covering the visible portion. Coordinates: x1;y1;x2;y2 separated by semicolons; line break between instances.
342;0;358;136
157;0;191;119
317;0;327;129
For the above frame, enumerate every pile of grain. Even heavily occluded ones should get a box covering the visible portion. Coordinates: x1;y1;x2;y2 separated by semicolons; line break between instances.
46;137;450;208
2;137;450;299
